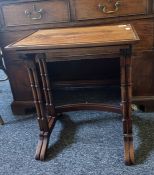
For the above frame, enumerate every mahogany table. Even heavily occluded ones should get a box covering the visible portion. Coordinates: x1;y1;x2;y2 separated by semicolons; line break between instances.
5;24;139;165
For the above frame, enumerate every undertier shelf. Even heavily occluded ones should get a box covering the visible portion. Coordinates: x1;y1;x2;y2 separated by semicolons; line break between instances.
53;86;121;107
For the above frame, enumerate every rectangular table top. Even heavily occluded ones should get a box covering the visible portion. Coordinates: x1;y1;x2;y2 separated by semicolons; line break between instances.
5;24;139;51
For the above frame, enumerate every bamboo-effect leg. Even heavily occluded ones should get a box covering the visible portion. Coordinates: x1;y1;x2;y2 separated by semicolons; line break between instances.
26;57;51;161
36;53;57;159
36;54;56;117
36;54;57;128
120;48;134;165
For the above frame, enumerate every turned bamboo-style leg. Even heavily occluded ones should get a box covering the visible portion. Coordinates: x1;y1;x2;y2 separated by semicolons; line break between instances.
36;53;56;117
120;47;134;165
35;54;57;160
25;57;51;161
36;54;57;128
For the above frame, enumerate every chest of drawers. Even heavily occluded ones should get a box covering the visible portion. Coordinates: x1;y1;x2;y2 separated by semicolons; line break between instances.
0;0;154;114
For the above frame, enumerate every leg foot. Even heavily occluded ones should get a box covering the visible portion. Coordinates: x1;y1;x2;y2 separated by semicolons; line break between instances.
35;117;57;161
124;134;135;165
35;131;50;161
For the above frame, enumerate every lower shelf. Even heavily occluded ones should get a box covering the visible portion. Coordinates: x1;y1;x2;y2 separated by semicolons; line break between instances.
53;86;121;109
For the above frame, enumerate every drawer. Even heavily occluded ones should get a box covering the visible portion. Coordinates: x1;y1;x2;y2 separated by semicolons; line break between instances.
74;0;148;20
2;0;70;27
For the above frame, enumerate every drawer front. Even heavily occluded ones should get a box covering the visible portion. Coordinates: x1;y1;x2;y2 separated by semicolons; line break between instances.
74;0;148;20
2;0;70;27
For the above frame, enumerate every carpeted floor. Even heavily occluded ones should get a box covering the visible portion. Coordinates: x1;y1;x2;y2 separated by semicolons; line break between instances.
0;70;154;175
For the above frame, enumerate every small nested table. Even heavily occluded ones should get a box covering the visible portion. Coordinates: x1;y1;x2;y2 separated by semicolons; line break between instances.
5;24;139;165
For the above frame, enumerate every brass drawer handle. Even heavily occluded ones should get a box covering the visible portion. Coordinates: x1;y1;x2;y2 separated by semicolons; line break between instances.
25;4;43;20
98;1;120;14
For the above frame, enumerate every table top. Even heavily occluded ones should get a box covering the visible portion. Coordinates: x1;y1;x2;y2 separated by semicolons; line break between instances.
5;24;139;51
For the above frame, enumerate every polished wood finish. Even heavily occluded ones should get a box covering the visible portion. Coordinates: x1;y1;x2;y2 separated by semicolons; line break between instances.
2;0;70;27
6;24;139;165
0;0;154;114
7;24;139;50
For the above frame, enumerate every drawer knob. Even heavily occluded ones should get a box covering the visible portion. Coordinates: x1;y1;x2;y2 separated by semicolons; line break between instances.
25;4;43;20
98;0;120;14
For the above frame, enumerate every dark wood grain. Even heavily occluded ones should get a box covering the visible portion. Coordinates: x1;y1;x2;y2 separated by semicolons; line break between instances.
1;0;154;114
6;24;139;50
5;24;138;164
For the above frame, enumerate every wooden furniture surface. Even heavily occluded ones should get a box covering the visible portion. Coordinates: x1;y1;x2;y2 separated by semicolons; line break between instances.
5;24;139;164
74;0;148;20
2;0;70;27
0;0;154;114
7;24;139;49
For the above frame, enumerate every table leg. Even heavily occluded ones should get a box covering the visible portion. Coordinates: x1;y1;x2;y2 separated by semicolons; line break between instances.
25;56;52;160
120;48;134;165
36;53;56;117
36;54;57;159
